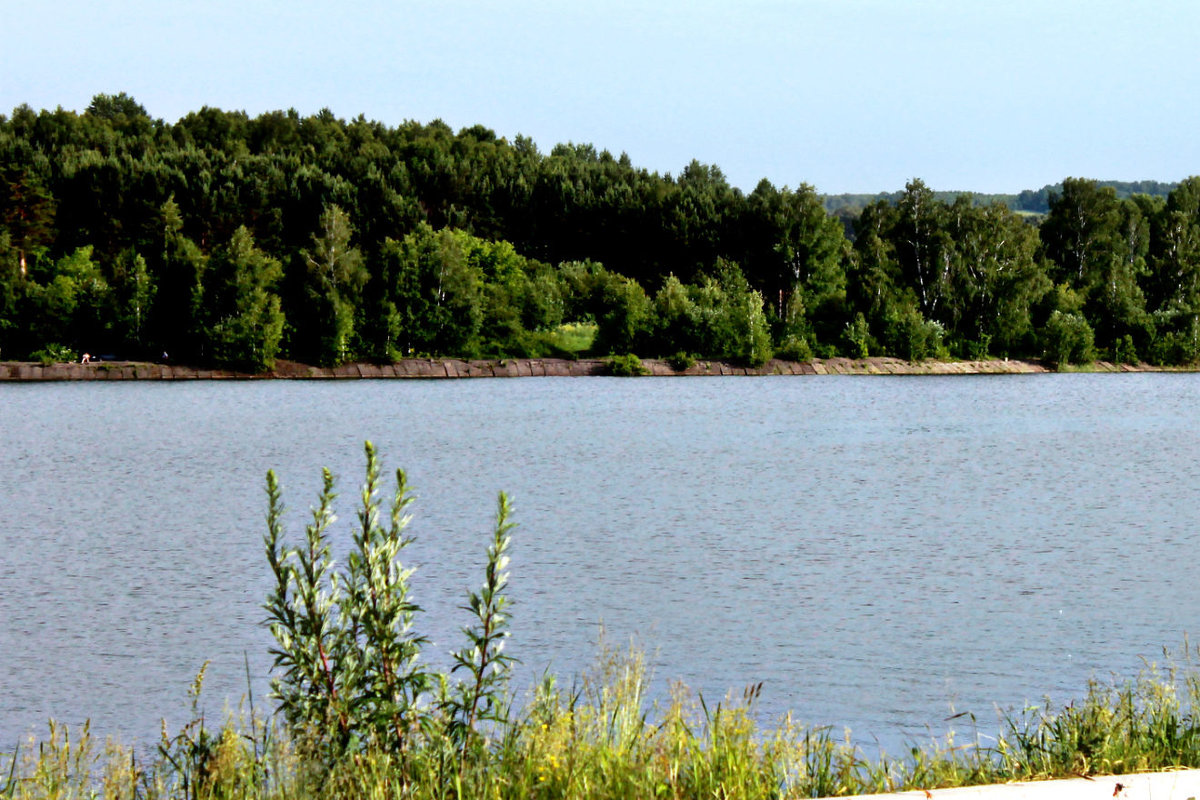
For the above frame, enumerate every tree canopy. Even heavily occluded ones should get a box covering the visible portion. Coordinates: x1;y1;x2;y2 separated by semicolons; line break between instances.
1;95;1197;369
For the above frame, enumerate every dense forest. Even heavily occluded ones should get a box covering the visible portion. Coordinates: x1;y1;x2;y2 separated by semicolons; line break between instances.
2;93;1199;371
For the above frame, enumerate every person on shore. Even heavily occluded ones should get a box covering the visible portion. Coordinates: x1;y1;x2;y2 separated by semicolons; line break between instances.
81;353;90;364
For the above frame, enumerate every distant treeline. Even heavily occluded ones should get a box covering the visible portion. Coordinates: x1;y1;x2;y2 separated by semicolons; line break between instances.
822;180;1180;216
2;93;1199;371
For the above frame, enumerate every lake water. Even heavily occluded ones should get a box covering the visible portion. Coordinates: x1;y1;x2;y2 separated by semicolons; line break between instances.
3;374;1200;754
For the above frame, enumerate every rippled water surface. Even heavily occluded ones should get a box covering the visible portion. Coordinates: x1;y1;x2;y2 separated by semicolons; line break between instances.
3;374;1200;752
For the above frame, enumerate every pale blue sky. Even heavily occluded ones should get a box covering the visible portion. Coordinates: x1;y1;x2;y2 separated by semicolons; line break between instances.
3;0;1198;194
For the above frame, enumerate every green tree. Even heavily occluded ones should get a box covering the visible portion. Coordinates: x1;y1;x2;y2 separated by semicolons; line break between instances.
109;249;155;354
0;168;56;278
651;274;702;356
1041;178;1121;290
746;181;848;352
302;204;367;365
203;226;285;371
943;199;1049;356
1043;310;1096;367
32;246;113;353
85;92;150;123
384;223;484;356
846;201;904;356
894;179;952;321
468;236;536;355
149;197;208;362
1146;178;1200;362
883;299;945;361
709;259;772;366
0;232;20;357
1085;197;1152;355
590;268;654;355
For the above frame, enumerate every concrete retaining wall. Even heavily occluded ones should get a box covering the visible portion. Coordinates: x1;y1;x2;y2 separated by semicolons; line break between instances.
0;356;1165;382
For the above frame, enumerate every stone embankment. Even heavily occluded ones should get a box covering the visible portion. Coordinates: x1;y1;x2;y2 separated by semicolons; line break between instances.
0;356;1167;381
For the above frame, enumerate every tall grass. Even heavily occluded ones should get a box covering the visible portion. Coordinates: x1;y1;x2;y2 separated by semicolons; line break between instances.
9;647;1200;799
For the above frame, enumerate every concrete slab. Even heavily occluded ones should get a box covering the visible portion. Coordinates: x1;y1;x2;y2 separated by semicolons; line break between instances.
836;768;1200;800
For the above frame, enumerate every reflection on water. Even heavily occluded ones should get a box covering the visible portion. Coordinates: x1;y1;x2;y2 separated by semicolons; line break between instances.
2;374;1200;753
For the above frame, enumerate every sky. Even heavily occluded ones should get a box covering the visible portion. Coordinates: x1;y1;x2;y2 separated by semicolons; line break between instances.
3;0;1199;195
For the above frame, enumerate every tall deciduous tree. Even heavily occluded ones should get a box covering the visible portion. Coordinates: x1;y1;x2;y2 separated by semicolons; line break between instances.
150;196;207;362
893;179;953;322
25;246;113;354
943;199;1049;356
846;201;903;355
110;249;155;354
586;266;655;356
745;180;848;351
1041;178;1122;290
203;226;285;372
383;223;484;356
1147;178;1200;361
302;204;367;365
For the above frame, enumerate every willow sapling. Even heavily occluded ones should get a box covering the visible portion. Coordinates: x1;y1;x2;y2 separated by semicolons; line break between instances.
263;441;515;769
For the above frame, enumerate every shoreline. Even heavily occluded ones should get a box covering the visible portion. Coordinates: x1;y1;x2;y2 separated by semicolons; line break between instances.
0;356;1176;381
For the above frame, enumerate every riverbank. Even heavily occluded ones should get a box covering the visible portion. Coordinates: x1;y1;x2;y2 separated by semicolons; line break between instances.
0;355;1169;381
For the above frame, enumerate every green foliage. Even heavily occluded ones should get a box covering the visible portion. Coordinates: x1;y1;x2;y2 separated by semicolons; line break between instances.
203;227;284;372
1112;333;1140;365
110;249;155;353
605;353;649;376
383;224;485;357
650;274;701;355
151;199;208;363
884;302;946;361
1147;316;1200;365
842;312;872;358
30;342;76;365
5;96;1200;366
666;350;695;371
542;321;595;355
712;261;773;366
300;205;366;366
774;335;814;362
1;167;56;275
18;246;114;356
1043;310;1096;367
444;494;516;753
651;261;771;365
264;442;516;767
590;270;655;356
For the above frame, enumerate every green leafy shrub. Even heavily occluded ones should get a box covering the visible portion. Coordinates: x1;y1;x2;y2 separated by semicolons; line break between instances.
842;313;872;358
605;353;649;376
1112;333;1139;365
885;304;946;361
1043;310;1096;367
264;442;515;766
31;343;77;365
774;336;814;362
666;351;695;371
950;333;991;361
